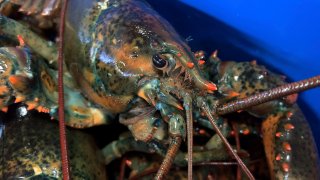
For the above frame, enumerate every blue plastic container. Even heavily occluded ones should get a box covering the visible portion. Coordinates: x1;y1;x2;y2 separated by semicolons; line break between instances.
148;0;320;151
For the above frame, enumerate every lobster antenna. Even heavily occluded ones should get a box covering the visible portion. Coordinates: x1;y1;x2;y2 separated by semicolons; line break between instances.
58;0;70;179
200;100;255;180
184;95;193;180
216;75;320;115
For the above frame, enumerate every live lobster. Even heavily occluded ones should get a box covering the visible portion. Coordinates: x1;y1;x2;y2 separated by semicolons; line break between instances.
0;0;319;179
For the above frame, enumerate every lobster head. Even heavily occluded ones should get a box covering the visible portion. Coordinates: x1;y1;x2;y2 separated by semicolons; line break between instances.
104;0;217;94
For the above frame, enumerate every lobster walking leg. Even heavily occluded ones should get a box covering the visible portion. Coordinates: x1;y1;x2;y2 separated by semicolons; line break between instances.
199;99;255;180
102;135;231;166
0;15;58;65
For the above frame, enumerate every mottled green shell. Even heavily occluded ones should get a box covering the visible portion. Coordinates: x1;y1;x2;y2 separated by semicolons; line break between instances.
0;107;106;179
64;0;190;113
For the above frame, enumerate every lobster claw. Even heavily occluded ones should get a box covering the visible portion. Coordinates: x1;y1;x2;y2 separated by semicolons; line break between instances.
137;79;158;106
137;79;183;111
119;105;167;143
158;92;184;110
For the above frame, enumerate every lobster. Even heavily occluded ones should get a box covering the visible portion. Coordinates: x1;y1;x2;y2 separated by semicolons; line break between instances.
0;0;319;179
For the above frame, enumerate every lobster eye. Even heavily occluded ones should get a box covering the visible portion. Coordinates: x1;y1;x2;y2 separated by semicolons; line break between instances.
152;54;168;69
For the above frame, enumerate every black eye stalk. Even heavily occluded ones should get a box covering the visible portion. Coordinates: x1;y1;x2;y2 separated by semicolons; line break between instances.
152;54;168;69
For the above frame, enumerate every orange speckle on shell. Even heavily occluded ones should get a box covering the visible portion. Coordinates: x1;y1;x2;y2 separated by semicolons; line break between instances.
14;96;25;103
8;75;29;91
37;106;43;112
0;86;9;95
284;93;298;105
205;82;217;91
275;132;282;137
125;160;132;166
27;101;37;110
230;130;235;136
243;129;250;135
282;162;290;172
36;106;49;113
8;76;18;84
282;142;292;151
286;111;293;118
186;62;194;68
1;107;8;112
284;123;295;131
198;60;205;65
199;129;206;135
228;91;240;98
17;34;25;47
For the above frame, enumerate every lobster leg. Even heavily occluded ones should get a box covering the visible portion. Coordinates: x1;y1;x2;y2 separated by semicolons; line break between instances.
262;104;320;180
155;113;185;179
199;98;255;180
127;155;211;180
102;136;152;165
0;15;58;66
102;135;231;166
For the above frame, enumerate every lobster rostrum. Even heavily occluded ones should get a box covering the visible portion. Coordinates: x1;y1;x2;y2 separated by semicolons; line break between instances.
0;0;320;179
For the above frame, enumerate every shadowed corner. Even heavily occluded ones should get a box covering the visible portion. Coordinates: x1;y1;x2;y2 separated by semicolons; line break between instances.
146;0;320;154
